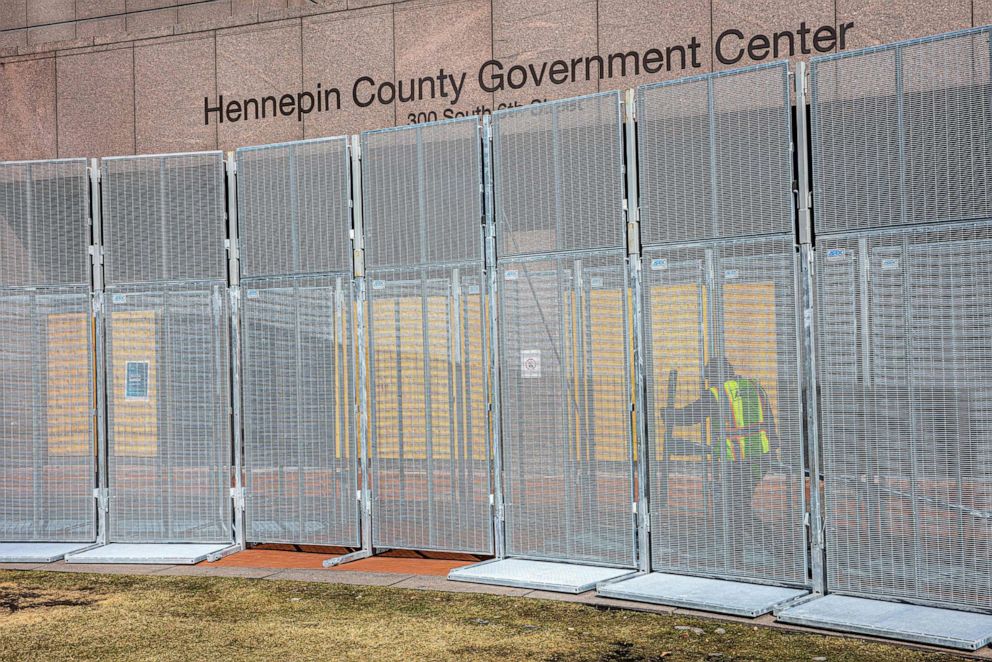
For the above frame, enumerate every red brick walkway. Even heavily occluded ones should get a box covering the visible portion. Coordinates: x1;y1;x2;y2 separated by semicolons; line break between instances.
212;546;481;576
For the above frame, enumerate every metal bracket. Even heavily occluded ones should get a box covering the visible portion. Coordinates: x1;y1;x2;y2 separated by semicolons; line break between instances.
93;487;109;512
230;486;246;511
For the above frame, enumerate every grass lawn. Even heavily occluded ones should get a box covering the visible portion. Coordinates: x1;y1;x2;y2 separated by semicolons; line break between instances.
0;570;964;661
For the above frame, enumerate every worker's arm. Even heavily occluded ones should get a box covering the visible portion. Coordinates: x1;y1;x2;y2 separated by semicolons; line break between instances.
667;389;718;427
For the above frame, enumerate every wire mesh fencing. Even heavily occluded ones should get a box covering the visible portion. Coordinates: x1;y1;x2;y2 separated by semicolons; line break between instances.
101;152;233;544
811;28;992;611
492;92;636;567
0;158;95;542
635;63;806;586
361;119;493;554
236;138;361;547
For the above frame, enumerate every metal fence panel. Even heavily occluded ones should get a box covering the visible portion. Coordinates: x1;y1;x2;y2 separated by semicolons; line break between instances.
240;277;359;545
362;118;492;554
104;285;232;543
0;289;95;542
493;93;625;257
235;139;360;547
816;224;992;611
237;139;353;278
633;64;805;585
811;29;992;235
0;159;95;543
101;153;232;544
492;92;634;567
641;238;805;584
497;251;635;566
636;63;793;246
0;160;91;289
102;153;228;286
811;28;992;612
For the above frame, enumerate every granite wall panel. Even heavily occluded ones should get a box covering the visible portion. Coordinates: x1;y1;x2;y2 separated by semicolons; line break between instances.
976;2;992;26
76;0;125;20
178;0;234;23
713;0;835;69
302;6;394;137
216;20;303;149
0;27;27;48
134;34;217;152
836;0;972;49
26;0;73;26
0;0;26;30
0;55;56;159
26;20;72;43
598;0;711;86
491;0;598;106
394;0;492;122
125;6;178;31
56;45;135;157
76;15;125;37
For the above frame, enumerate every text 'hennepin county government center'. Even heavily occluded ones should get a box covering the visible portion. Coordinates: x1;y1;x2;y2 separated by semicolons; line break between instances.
3;0;992;651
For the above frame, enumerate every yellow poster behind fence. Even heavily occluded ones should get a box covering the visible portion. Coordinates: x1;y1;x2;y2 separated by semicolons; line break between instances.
110;310;158;456
46;312;91;456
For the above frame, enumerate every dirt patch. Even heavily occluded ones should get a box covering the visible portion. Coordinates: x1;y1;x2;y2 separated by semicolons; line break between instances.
0;583;96;613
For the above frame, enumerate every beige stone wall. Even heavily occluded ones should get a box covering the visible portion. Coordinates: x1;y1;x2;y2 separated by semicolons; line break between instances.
0;0;984;160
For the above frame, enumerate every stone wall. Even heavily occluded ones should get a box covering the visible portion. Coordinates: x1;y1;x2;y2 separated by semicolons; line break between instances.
0;0;985;160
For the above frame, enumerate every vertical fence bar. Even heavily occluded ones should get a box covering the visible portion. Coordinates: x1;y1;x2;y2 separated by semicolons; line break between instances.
483;115;507;560
325;135;374;567
225;152;246;552
795;62;825;596
625;89;650;574
90;158;109;546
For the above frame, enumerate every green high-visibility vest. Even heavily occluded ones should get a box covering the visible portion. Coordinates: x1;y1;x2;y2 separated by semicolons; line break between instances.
708;378;771;462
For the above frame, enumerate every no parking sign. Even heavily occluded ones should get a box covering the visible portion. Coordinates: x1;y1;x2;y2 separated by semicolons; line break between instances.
520;350;541;378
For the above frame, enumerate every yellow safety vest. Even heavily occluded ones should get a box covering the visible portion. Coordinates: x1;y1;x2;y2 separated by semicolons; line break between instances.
708;379;771;462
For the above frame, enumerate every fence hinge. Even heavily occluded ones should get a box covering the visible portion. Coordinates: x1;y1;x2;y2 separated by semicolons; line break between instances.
356;489;362;502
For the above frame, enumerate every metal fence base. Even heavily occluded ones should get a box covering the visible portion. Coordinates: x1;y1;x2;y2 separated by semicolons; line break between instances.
322;548;372;568
777;594;992;651
0;542;99;563
65;543;235;565
448;558;635;594
598;572;808;617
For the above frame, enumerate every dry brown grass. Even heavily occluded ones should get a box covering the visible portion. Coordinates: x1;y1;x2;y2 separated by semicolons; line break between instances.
0;570;965;662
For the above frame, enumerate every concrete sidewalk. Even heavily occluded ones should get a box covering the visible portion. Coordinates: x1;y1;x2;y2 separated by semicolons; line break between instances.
1;552;990;660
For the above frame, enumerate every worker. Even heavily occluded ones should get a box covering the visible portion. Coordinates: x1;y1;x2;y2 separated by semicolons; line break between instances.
666;356;778;534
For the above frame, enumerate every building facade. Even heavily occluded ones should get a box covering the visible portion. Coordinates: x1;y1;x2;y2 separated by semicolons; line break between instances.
0;0;986;160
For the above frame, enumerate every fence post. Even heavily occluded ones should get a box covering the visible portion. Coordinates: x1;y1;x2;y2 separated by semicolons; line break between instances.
90;158;110;546
225;152;247;552
795;61;826;596
483;115;507;560
624;89;651;574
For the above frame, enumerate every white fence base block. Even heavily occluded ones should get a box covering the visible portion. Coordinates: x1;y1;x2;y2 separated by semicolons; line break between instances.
777;594;992;651
0;542;99;563
66;543;235;565
448;558;634;594
598;572;808;617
